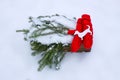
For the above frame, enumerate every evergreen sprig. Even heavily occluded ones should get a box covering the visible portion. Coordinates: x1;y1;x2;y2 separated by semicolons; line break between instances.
16;14;75;71
30;40;69;71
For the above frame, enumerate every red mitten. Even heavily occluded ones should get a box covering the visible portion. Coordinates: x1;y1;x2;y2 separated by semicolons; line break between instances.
67;18;83;52
82;14;93;51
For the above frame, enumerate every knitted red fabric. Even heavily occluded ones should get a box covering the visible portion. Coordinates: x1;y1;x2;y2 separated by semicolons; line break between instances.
82;14;93;50
67;18;83;52
67;14;93;52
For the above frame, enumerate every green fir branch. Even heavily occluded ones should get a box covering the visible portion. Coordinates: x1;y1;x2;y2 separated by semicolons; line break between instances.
16;14;75;71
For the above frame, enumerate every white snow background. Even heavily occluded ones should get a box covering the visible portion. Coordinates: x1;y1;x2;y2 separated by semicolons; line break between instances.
0;0;120;80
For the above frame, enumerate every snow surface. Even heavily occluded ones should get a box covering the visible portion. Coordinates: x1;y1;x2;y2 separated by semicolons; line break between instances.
0;0;120;80
36;34;73;44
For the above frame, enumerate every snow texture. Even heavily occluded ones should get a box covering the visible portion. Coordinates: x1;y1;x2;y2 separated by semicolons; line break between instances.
0;0;120;80
36;34;73;44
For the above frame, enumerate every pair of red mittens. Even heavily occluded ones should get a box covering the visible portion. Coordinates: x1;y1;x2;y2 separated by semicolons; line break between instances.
68;14;93;52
